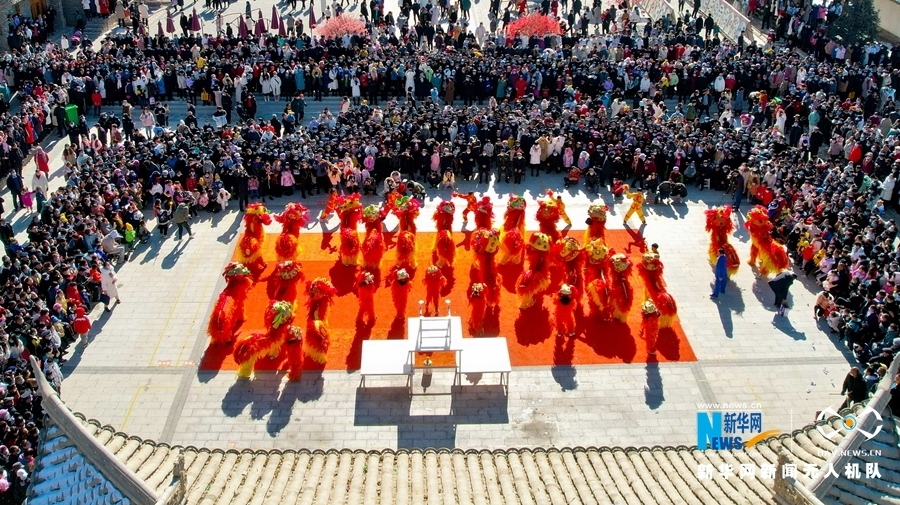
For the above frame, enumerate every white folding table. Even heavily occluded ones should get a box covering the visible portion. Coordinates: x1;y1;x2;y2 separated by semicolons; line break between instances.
454;337;512;393
358;340;416;393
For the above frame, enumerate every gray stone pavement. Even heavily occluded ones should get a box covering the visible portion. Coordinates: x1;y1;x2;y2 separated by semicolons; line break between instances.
0;0;857;451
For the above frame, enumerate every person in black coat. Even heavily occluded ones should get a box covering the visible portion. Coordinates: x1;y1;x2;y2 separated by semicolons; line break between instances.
5;172;23;211
840;367;868;409
768;271;797;308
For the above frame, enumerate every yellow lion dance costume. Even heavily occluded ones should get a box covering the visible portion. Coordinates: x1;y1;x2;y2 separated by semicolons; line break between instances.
584;202;609;243
304;278;338;364
499;194;527;265
744;205;789;275
516;232;553;309
606;252;634;322
233;300;304;381
535;194;562;243
394;196;420;271
238;203;272;278
471;227;501;308
704;205;740;277
432;200;456;268
636;252;678;329
337;193;363;266
274;202;311;261
584;239;611;319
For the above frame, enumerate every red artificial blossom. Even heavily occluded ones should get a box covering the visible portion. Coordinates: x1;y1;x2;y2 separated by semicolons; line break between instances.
505;13;563;38
315;14;368;39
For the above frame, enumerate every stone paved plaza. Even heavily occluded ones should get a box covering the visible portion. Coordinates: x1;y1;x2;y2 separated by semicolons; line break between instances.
7;0;856;453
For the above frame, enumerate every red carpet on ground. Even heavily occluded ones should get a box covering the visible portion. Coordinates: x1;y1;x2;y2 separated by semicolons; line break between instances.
199;229;697;372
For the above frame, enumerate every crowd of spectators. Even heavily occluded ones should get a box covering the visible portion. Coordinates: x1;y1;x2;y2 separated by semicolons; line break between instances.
0;0;897;500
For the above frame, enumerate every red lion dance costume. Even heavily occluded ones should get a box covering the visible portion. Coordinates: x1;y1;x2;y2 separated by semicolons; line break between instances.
744;205;789;275
499;195;527;265
388;267;413;316
394;196;420;271
319;189;339;220
337;194;363;266
356;270;377;325
361;204;387;271
238;203;272;278
606;252;634;322
474;196;494;229
423;265;446;315
516;232;553;309
704;205;740;277
233;300;304;381
471;228;501;308
584;203;609;243
468;282;486;336
432;200;456;268
641;300;660;356
274;202;311;262
536;195;562;243
304;278;338;364
584;240;611;319
554;236;585;298
554;284;577;337
207;262;253;346
636;252;678;329
266;261;305;306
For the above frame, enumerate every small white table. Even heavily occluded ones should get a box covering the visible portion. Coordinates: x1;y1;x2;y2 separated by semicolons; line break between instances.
359;340;416;393
407;316;465;352
454;338;512;393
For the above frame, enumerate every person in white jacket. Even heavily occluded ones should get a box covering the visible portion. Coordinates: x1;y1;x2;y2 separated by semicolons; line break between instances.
100;261;120;311
31;170;49;212
270;73;282;101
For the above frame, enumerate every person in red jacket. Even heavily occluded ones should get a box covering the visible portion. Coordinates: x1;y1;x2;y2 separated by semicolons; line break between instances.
72;307;92;345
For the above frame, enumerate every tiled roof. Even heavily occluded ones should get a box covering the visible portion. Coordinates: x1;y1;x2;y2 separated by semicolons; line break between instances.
23;405;894;505
25;356;900;505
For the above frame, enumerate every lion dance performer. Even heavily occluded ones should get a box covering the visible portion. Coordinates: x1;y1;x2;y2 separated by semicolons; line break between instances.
361;204;387;271
468;282;486;335
319;188;339;220
394;196;420;270
432;200;456;268
207;262;253;346
554;284;577;337
606;252;634;322
238;203;272;278
547;190;571;226
274;202;311;262
471;228;501;308
640;300;660;355
516;232;553;309
499;194;527;265
554;236;585;297
704;205;740;277
536;193;562;243
744;205;789;275
474;196;494;229
623;185;646;225
337;193;363;266
356;270;377;325
304;278;338;364
423;265;446;315
584;203;609;243
388;267;413;317
233;300;304;381
636;252;678;329
453;191;478;225
266;261;305;307
583;240;611;319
